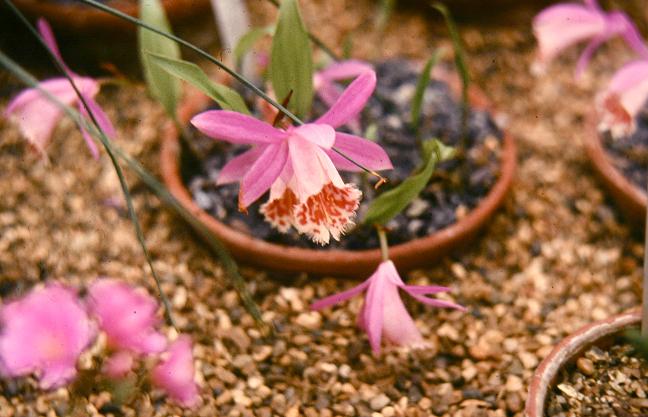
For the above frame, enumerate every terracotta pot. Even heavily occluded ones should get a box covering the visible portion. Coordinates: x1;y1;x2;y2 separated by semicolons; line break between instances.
525;310;641;417
160;79;517;277
11;0;212;35
584;112;647;228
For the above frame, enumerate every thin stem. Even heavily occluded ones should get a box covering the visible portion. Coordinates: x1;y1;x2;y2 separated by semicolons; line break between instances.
377;226;389;261
643;182;648;336
74;0;385;182
3;0;178;328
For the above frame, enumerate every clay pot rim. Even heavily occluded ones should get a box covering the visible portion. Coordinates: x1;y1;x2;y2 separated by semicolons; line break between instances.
524;309;641;417
583;111;647;222
160;75;516;277
11;0;211;34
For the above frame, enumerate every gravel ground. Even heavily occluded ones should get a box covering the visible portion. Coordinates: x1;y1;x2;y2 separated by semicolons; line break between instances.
0;1;646;416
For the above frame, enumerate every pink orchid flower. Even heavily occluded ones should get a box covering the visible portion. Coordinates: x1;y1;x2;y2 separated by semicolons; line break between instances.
311;260;465;355
0;284;95;389
598;59;648;136
532;0;648;77
151;335;200;408
5;19;115;159
313;60;373;131
103;350;135;379
87;279;167;356
191;70;392;244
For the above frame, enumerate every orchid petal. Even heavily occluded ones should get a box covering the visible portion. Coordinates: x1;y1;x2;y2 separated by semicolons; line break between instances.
37;19;73;76
78;93;115;160
326;132;393;172
533;4;607;65
217;146;266;185
381;282;425;348
400;285;452;295
292;124;335;149
407;292;467;311
191;110;287;145
315;71;376;128
239;142;289;208
574;36;606;79
310;280;370;311
604;59;648;121
288;137;344;200
363;272;387;355
316;60;374;81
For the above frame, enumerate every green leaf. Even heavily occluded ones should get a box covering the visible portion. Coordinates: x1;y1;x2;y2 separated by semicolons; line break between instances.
411;48;444;128
270;0;314;118
364;123;379;142
432;3;470;108
234;25;274;66
148;53;250;114
625;329;648;360
363;139;454;226
138;0;181;119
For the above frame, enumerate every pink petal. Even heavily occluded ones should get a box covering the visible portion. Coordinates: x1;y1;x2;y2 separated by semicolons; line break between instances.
606;60;648;119
380;280;425;349
362;268;388;355
217;146;266;185
326;132;393;172
103;350;135;379
310;280;370;311
239;142;289;208
292;123;335;149
191;110;287;145
315;71;376;128
533;4;607;65
316;60;374;82
574;36;606;78
406;292;467;311
87;279;167;355
0;284;95;389
152;336;200;408
400;285;452;295
5;78;91;154
288;137;344;201
37;18;73;76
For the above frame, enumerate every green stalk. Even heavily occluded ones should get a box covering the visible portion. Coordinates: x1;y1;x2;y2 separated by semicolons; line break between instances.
377;227;389;262
643;181;648;336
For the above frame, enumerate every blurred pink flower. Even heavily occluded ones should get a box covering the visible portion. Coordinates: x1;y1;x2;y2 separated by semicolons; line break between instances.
103;350;135;379
313;60;373;131
598;59;648;135
0;284;95;389
87;279;167;355
191;70;392;244
151;336;200;408
5;18;115;159
532;0;648;77
312;260;465;355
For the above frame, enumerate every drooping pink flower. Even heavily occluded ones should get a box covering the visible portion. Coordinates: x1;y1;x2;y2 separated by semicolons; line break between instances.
311;260;465;355
103;350;135;379
0;284;95;389
191;70;392;244
5;19;115;159
532;0;648;77
151;335;200;408
313;60;373;131
598;59;648;136
87;279;167;355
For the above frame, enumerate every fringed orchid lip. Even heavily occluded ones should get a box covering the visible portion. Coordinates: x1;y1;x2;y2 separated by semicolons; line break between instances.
4;18;115;160
190;70;393;244
598;59;648;136
311;260;466;355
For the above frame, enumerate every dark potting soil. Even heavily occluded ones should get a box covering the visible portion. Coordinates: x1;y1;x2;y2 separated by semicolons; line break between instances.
545;341;648;417
183;60;503;250
602;102;648;192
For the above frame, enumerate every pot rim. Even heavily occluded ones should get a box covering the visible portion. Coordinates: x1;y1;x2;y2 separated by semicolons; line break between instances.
525;309;641;417
159;74;517;277
583;111;647;224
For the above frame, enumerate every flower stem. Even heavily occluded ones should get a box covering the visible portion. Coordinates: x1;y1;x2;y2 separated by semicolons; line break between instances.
377;226;389;261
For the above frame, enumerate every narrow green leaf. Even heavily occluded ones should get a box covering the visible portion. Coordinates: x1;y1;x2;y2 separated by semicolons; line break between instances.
364;123;378;142
234;25;274;65
148;53;250;114
363;139;454;226
376;0;396;30
139;0;181;118
270;0;314;118
411;48;443;128
432;3;469;96
625;330;648;360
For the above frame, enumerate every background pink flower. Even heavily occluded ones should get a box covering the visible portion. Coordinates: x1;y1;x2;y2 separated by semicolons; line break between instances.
0;284;95;389
151;335;200;408
87;279;167;355
312;260;465;355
